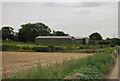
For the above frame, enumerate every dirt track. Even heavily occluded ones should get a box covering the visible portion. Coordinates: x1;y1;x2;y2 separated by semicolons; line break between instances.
0;52;2;80
108;47;120;80
118;54;120;80
108;56;118;79
2;52;93;78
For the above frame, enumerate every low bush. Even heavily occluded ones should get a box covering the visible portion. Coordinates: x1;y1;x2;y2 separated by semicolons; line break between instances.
77;65;105;79
32;46;48;52
2;44;20;51
1;44;66;52
78;45;109;50
79;45;89;49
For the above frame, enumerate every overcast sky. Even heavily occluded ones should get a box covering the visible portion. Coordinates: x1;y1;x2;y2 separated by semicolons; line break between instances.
1;1;118;38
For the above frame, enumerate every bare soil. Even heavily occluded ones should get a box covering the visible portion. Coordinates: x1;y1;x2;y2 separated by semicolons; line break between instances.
108;56;118;79
0;52;2;80
64;73;86;79
118;54;120;80
2;52;93;78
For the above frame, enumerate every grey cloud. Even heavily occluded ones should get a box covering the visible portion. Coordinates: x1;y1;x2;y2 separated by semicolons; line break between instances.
44;2;108;7
77;2;107;7
2;2;118;38
76;9;92;15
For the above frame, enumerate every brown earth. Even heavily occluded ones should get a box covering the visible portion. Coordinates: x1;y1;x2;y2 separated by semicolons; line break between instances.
1;52;93;78
108;47;120;80
118;54;120;80
108;56;118;79
0;52;2;80
64;73;86;79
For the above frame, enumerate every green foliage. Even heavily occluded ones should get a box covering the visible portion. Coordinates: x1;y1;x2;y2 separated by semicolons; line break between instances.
78;65;105;79
79;45;89;49
18;22;51;42
2;44;20;51
32;46;48;52
99;40;112;45
2;41;112;53
52;30;69;36
17;22;70;42
86;54;114;74
1;42;66;52
89;32;103;40
78;45;109;50
99;38;120;46
47;45;55;52
111;38;120;46
1;26;14;40
0;30;2;40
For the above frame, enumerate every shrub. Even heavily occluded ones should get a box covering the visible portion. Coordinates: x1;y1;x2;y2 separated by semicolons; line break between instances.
21;46;30;50
2;44;20;51
110;44;115;47
79;45;89;49
47;45;55;52
32;46;48;52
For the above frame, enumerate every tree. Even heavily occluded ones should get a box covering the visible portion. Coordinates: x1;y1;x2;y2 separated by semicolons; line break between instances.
14;32;19;41
89;32;102;40
52;30;69;36
18;22;51;42
0;30;2;41
111;38;120;46
89;32;102;45
1;26;14;40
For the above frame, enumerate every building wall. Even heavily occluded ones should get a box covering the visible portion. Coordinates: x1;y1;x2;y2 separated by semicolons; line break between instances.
75;39;83;44
35;38;74;45
35;37;88;45
85;37;89;44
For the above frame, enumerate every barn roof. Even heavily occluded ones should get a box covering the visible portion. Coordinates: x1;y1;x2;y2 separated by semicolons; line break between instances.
75;37;89;40
36;36;73;39
75;37;84;39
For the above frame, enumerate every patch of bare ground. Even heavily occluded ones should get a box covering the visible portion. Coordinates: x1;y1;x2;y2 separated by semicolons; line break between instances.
2;52;94;78
64;73;86;79
0;52;2;80
107;55;118;79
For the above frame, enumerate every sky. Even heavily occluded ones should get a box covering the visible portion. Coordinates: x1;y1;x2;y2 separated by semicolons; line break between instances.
1;1;118;39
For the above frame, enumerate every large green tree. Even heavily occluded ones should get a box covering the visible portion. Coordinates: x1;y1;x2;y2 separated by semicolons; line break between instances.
89;32;102;44
89;32;102;40
52;30;69;36
1;26;14;40
18;22;51;42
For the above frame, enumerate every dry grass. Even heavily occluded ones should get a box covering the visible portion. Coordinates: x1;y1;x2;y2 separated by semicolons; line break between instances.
2;52;93;77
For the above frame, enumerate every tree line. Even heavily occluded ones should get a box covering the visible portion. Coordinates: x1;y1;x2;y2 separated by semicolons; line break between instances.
89;32;120;46
1;22;69;42
1;22;120;46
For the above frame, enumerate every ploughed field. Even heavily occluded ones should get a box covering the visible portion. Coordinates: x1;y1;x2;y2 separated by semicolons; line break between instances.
2;52;94;77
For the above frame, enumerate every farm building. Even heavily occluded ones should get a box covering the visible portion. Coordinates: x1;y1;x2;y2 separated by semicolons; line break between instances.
75;37;84;44
75;37;89;45
35;36;89;45
35;36;75;45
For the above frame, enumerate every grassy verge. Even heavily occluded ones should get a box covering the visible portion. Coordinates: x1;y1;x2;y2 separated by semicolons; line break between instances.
10;47;118;79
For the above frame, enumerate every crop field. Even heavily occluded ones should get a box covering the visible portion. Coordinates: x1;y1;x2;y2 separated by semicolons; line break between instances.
2;52;93;78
